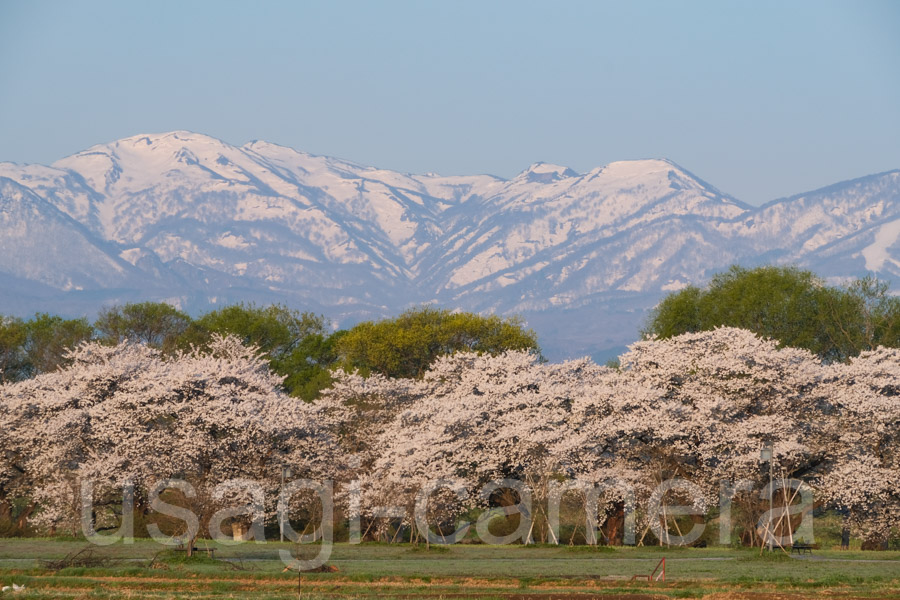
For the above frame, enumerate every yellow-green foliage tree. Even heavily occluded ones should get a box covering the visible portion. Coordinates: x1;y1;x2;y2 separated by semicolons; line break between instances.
335;306;540;379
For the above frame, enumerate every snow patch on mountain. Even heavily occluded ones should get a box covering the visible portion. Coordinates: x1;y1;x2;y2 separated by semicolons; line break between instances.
862;219;900;271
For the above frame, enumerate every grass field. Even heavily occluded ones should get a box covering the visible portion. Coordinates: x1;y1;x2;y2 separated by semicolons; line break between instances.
1;539;899;599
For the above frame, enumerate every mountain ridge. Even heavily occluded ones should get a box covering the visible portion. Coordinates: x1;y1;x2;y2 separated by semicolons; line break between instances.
0;131;897;361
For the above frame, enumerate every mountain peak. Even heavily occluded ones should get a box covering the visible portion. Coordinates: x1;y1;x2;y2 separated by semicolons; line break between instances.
600;158;681;176
49;131;247;194
120;130;228;148
518;162;579;184
61;131;229;159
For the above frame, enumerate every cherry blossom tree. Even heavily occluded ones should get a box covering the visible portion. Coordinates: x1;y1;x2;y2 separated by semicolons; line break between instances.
0;335;339;551
818;347;900;546
314;368;425;541
355;351;618;544
608;328;829;546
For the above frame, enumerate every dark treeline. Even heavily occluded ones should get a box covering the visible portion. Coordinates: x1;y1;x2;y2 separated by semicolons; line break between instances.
0;304;540;400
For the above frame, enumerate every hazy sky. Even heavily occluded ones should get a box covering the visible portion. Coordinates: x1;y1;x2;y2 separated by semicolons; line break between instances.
1;0;898;205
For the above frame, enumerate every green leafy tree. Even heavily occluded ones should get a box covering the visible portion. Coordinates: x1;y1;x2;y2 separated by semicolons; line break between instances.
280;330;346;401
336;306;540;379
95;302;192;353
0;314;93;381
187;303;335;399
0;316;28;383
644;265;900;362
837;275;900;354
24;313;94;375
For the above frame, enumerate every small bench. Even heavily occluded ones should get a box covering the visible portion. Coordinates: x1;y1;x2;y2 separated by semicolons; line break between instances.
174;543;216;558
791;543;813;555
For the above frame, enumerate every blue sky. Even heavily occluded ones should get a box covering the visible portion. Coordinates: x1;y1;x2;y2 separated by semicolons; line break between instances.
1;0;898;205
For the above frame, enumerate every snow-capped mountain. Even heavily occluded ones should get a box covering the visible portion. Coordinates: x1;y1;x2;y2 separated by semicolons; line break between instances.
1;131;898;360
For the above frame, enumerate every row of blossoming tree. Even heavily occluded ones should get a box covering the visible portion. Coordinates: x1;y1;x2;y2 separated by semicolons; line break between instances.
1;327;897;548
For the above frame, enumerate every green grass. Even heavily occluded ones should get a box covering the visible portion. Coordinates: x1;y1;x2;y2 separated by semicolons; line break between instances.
0;538;899;598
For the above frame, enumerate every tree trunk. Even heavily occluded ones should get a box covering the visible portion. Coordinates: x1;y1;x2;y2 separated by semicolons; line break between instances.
232;521;249;541
15;502;35;531
603;503;625;546
0;500;11;524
